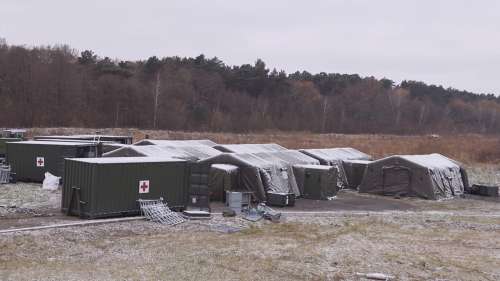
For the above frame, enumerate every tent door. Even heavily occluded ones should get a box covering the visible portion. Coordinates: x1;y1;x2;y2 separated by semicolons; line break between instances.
382;166;411;196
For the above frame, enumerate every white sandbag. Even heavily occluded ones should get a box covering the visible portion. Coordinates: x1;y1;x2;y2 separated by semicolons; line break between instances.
42;172;60;191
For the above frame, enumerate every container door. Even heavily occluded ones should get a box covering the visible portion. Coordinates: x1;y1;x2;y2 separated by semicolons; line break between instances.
303;169;322;200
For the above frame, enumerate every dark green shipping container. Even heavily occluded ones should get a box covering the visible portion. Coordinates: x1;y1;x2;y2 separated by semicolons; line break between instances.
6;141;99;182
0;138;22;157
34;135;133;144
297;165;339;200
62;157;189;218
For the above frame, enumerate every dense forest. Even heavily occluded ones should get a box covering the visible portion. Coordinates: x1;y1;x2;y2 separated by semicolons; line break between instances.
0;41;499;134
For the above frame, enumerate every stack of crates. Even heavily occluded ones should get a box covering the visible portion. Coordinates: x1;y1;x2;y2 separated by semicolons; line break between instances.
187;163;210;210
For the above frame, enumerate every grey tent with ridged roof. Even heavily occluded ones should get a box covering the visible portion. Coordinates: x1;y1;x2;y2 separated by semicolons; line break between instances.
358;153;467;200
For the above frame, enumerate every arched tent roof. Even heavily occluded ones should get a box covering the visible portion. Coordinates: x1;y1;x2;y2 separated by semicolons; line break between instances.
213;143;287;153
199;152;274;168
103;145;220;161
299;147;372;165
254;150;320;166
397;154;460;170
162;145;221;160
133;139;217;147
103;145;188;158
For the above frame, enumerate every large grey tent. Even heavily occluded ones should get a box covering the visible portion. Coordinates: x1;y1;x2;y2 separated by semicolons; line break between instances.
253;150;319;196
134;139;217;147
214;143;287;153
198;152;298;201
299;148;372;188
358;153;466;200
103;145;221;161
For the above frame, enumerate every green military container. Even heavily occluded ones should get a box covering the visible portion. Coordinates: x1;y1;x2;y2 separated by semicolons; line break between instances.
34;135;133;144
62;157;189;218
0;138;22;158
6;141;99;182
294;164;339;200
342;160;371;190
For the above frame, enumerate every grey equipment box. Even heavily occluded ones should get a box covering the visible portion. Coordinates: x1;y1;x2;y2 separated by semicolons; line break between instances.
62;157;189;219
473;184;499;197
225;191;252;214
266;192;295;207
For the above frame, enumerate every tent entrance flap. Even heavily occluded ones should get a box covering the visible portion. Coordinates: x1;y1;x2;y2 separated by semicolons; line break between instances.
382;166;411;195
208;164;239;201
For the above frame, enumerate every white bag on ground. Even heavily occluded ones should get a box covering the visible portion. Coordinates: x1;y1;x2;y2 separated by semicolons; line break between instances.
42;172;60;191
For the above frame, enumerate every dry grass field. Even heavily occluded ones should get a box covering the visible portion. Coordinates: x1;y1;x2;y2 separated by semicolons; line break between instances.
28;128;500;164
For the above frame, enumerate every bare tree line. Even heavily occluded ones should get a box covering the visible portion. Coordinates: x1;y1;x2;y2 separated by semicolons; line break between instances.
0;41;499;134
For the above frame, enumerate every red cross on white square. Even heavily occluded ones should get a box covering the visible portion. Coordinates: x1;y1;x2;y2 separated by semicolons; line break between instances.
36;157;45;167
139;180;149;194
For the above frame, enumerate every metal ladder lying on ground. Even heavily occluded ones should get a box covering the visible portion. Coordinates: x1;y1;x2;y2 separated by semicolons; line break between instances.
0;165;11;184
138;198;185;226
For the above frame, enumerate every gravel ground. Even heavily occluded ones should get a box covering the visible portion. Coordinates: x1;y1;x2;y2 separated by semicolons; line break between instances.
1;172;500;281
0;211;499;281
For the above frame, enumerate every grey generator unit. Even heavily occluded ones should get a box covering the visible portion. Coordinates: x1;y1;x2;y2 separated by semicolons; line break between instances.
6;141;99;182
294;164;340;200
62;157;190;218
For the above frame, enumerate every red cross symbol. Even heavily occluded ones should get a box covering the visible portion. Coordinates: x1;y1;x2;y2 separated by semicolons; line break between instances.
36;157;45;167
139;180;149;193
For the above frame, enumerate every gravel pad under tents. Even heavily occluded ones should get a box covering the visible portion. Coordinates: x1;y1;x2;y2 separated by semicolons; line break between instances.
358;153;466;200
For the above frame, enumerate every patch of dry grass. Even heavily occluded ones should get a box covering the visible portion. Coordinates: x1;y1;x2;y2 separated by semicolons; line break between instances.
27;128;500;164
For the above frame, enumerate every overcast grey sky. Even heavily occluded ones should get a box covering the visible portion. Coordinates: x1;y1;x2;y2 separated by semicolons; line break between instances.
1;0;499;95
